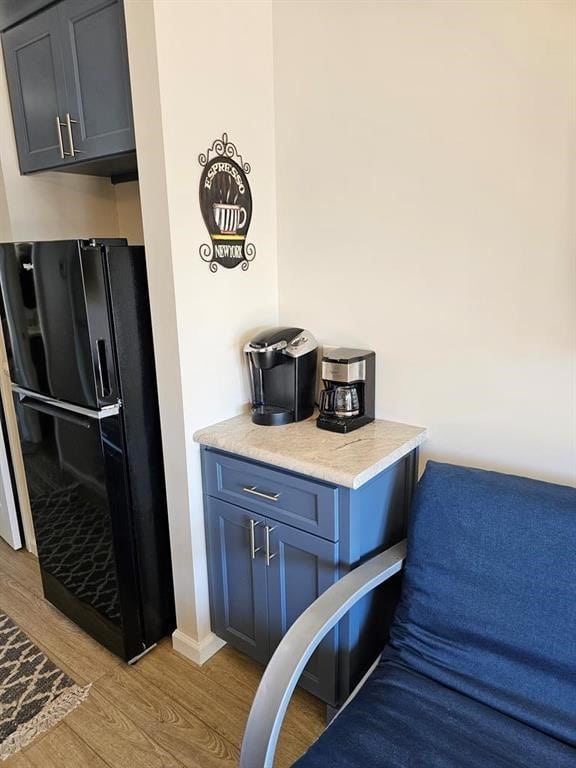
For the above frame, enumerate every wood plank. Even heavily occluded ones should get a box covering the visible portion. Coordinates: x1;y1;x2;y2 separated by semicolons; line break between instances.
137;643;311;767
66;688;183;768
137;643;250;745
0;539;43;597
94;665;239;768
200;644;324;744
1;750;34;767
65;686;185;768
0;572;119;685
21;723;108;768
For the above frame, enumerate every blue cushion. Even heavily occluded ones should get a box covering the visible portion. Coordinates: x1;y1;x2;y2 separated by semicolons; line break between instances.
384;462;576;745
294;660;576;767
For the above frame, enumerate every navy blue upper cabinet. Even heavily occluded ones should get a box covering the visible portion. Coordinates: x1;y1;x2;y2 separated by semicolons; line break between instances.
2;0;135;175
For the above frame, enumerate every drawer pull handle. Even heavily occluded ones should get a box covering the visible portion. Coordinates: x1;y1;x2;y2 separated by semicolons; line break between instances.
249;519;261;560
242;486;281;502
265;525;277;566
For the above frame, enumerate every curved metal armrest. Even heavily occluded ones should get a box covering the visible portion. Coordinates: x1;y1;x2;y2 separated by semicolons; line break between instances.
239;539;407;768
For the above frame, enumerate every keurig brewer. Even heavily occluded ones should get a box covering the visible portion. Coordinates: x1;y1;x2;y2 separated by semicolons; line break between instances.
244;327;318;426
317;348;375;433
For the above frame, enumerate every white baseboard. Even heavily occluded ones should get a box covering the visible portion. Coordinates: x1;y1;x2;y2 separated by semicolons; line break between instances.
171;628;226;666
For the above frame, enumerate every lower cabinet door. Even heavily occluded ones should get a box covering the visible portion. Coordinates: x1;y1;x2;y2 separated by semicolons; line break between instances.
266;522;339;705
206;498;269;664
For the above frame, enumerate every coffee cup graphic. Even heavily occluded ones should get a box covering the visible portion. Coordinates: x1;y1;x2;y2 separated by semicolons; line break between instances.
213;203;247;235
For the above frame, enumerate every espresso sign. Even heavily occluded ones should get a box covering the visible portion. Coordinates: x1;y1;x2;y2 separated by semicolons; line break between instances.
198;133;256;272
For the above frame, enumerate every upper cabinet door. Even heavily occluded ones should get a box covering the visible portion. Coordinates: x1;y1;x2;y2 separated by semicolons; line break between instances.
2;6;71;173
58;0;135;159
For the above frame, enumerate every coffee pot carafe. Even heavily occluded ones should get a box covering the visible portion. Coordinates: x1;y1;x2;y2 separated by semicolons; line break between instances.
319;386;361;418
317;348;375;433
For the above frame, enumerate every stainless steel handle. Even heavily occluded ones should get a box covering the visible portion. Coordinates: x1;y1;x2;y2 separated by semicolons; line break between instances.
65;113;86;157
249;519;261;560
242;486;281;503
55;116;71;158
12;385;120;419
265;525;276;566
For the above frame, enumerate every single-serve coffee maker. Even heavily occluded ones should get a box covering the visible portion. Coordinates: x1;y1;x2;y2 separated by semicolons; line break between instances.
244;327;318;426
317;348;375;433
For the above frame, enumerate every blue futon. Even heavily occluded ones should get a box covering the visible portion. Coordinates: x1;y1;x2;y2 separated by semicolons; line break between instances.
294;462;576;767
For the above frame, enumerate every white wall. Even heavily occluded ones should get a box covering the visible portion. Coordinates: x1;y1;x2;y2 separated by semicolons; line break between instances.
273;0;576;485
0;157;10;240
114;181;144;244
124;0;278;660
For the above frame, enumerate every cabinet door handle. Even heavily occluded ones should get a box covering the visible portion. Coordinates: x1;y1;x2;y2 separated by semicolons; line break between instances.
265;525;276;566
249;519;261;560
65;113;86;157
242;485;281;502
56;116;71;158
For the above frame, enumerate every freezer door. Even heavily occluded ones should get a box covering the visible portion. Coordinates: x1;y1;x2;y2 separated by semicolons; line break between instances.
0;241;119;410
15;393;143;660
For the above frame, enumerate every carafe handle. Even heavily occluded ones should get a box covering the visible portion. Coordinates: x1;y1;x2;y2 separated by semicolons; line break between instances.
319;388;335;414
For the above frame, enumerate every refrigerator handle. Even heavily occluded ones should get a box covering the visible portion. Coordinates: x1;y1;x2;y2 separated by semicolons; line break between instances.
19;396;92;429
12;384;121;420
12;386;121;419
96;339;112;398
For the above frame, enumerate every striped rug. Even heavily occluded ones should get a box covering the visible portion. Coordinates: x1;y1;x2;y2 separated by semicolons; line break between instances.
0;611;90;761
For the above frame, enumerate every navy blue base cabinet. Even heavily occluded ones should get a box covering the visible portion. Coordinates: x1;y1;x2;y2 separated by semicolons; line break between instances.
202;446;418;707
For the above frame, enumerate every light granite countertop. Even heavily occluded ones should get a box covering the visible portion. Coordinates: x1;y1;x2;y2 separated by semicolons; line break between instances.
193;412;427;489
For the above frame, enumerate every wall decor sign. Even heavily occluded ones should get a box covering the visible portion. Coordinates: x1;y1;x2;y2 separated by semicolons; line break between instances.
198;133;255;272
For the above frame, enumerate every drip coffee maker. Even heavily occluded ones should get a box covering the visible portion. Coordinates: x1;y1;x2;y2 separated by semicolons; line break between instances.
317;348;375;433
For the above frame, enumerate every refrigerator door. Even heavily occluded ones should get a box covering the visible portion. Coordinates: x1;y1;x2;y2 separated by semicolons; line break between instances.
0;241;120;410
15;391;143;660
104;245;176;645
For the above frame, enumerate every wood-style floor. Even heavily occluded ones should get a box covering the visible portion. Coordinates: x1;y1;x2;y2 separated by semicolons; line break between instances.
0;540;324;767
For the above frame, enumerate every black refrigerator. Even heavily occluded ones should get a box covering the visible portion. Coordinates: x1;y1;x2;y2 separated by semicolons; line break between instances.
0;239;175;662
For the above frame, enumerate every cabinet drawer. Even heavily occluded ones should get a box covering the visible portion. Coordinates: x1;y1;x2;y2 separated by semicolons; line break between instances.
203;450;339;541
